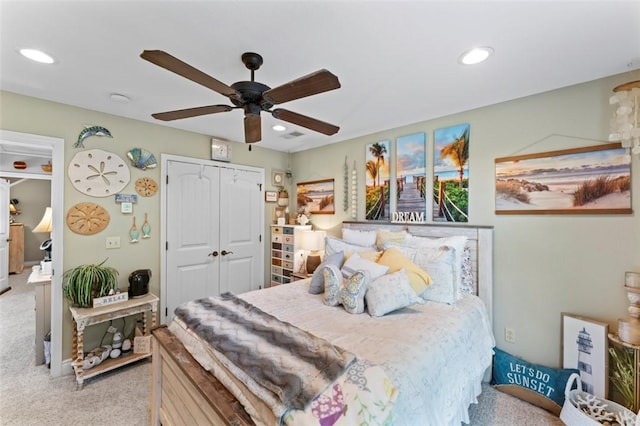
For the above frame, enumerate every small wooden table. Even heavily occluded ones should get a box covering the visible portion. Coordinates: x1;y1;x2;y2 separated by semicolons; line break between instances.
69;293;159;388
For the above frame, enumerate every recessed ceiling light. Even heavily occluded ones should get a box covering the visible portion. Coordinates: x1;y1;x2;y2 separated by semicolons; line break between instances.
19;48;55;64
459;47;494;65
272;124;287;132
110;93;130;103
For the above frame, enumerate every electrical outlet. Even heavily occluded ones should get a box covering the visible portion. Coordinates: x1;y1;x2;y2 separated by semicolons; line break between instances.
106;236;121;249
505;327;516;343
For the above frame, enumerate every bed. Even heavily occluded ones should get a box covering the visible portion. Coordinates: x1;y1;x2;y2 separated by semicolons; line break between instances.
150;221;495;425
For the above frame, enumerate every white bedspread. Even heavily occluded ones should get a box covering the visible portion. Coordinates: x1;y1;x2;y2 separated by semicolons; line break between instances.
171;279;495;425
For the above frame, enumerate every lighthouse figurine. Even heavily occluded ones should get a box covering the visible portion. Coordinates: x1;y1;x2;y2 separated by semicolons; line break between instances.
576;327;594;394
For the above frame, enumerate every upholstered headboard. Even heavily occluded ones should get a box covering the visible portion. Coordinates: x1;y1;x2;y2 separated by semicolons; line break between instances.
341;221;494;323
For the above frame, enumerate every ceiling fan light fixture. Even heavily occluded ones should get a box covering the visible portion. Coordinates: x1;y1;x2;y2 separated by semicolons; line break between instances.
272;124;287;132
19;48;55;64
459;47;494;65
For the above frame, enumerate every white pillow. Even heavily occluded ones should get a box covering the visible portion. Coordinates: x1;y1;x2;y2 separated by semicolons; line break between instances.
366;269;424;317
342;228;377;247
405;235;467;299
341;252;389;280
325;236;377;257
414;246;458;304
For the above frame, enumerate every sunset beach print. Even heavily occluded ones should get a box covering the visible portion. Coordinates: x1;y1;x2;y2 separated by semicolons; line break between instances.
495;144;630;213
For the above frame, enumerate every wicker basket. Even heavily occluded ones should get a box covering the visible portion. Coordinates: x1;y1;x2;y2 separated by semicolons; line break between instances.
560;373;639;426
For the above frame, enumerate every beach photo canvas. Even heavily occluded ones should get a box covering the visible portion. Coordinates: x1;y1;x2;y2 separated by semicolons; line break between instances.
365;140;391;220
495;142;631;214
433;124;470;222
296;179;335;215
395;132;427;221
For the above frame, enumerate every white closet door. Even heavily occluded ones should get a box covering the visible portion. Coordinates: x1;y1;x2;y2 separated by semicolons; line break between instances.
166;161;220;319
218;167;263;295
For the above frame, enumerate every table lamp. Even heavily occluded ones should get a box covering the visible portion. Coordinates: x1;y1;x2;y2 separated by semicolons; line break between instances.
301;230;326;274
33;207;53;274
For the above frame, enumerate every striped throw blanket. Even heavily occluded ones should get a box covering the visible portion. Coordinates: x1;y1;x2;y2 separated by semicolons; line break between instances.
174;293;356;416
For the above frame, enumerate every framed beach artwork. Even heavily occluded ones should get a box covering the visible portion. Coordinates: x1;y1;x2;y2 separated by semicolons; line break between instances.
561;313;609;398
395;133;427;222
365;140;391;221
433;124;470;222
296;179;335;215
495;142;631;215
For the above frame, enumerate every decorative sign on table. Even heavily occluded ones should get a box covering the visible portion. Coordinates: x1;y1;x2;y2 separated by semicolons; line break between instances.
93;292;128;308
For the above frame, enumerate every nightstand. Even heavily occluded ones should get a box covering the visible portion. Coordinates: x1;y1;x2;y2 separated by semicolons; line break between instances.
291;272;312;281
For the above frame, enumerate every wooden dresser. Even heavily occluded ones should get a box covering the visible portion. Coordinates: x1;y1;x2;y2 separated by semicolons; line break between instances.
270;224;310;286
9;223;24;274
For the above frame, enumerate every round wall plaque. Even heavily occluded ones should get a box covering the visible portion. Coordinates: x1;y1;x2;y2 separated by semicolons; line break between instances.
68;149;130;197
135;177;158;197
66;202;110;235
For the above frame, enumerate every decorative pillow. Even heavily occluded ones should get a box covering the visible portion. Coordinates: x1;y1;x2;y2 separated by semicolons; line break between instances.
380;242;417;261
413;246;457;304
492;347;579;416
322;264;369;314
347;250;382;262
322;264;343;306
309;251;345;294
460;246;474;294
341;253;389;280
406;235;467;300
375;229;409;250
342;228;377;247
376;247;431;296
325;236;377;257
365;269;424;317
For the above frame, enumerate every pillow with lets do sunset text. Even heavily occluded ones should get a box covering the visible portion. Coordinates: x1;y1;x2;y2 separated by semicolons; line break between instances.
491;347;579;416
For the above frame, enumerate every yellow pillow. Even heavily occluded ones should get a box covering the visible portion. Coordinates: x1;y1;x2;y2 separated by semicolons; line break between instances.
345;250;382;262
377;247;431;295
375;229;408;250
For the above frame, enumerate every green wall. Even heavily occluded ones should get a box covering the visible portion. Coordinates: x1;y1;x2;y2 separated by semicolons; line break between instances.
2;69;639;370
292;71;640;368
1;90;289;358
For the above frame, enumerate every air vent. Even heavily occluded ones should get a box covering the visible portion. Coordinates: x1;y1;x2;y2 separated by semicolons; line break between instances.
281;131;304;139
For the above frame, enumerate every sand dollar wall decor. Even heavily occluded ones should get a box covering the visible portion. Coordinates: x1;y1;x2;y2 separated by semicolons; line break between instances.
66;202;110;235
68;149;130;197
135;177;158;197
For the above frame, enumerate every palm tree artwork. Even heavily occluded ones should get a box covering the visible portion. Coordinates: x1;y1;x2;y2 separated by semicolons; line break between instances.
434;124;470;223
365;140;390;220
439;125;469;187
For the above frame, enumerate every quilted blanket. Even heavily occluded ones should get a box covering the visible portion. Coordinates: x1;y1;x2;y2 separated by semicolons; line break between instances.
174;293;356;416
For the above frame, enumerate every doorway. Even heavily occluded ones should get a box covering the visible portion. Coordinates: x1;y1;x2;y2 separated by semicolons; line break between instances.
0;130;64;377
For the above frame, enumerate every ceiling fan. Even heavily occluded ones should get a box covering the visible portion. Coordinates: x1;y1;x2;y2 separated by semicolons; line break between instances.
140;50;341;144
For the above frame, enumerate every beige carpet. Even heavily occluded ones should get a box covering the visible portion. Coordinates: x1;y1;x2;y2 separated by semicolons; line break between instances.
0;270;564;425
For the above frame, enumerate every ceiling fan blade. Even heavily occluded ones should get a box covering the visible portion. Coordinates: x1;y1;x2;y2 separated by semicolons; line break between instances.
272;108;339;136
244;114;262;143
141;50;240;100
151;105;233;121
262;69;341;105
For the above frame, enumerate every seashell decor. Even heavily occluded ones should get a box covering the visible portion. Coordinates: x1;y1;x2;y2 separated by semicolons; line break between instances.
127;148;157;170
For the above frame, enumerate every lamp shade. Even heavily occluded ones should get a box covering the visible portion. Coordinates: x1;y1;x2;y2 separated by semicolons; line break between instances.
301;230;325;252
9;203;17;214
33;207;53;233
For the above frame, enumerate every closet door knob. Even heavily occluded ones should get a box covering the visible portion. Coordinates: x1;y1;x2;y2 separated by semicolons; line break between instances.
221;250;234;256
208;251;219;257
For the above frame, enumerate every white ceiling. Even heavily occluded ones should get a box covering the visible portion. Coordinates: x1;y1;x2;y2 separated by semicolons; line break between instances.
1;1;639;153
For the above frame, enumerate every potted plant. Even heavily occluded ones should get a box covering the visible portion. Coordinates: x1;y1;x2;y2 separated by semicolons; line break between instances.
63;259;119;308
